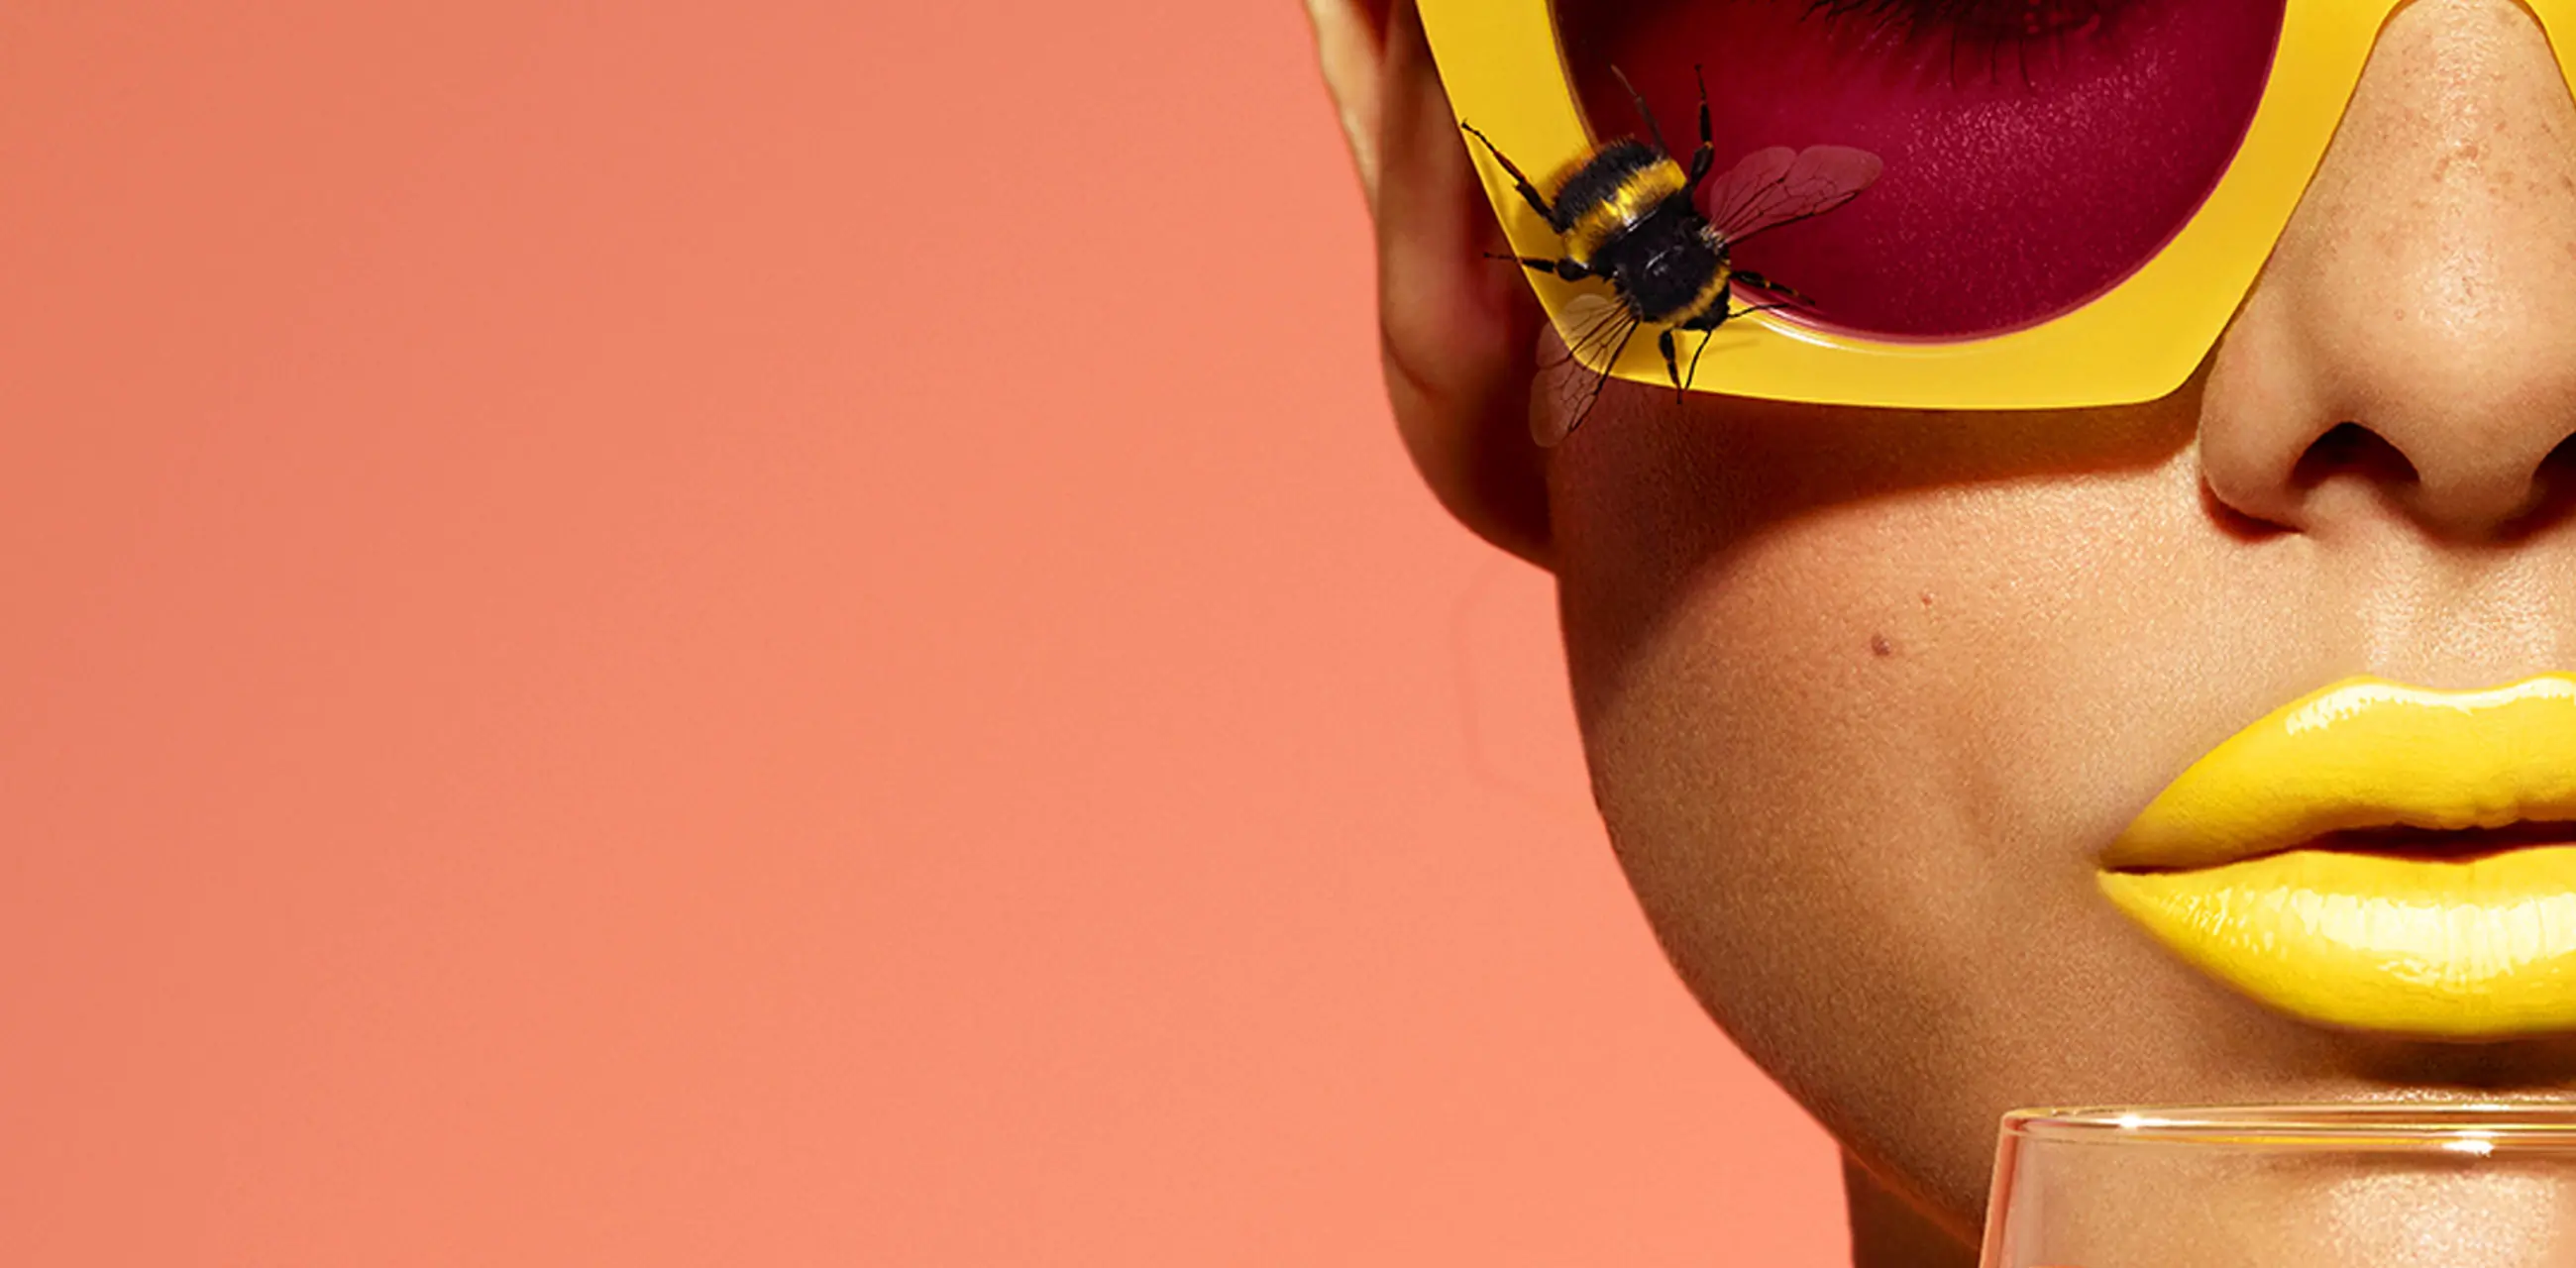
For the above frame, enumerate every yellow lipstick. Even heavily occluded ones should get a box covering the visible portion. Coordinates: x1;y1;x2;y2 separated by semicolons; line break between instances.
2101;676;2576;1037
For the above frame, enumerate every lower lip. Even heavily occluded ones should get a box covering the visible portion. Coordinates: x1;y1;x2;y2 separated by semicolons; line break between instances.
2100;846;2576;1038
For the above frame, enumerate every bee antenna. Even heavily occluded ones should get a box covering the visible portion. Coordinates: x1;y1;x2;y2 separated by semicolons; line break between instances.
1608;64;1671;158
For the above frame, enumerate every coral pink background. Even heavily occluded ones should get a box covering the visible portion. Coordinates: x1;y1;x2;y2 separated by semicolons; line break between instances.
0;1;1844;1262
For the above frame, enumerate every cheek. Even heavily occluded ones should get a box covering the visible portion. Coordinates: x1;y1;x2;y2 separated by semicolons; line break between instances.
1558;0;2282;337
1552;486;2046;1224
1540;396;2309;1223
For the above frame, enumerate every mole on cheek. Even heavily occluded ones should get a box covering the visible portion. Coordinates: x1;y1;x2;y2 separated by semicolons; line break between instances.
1870;633;1895;658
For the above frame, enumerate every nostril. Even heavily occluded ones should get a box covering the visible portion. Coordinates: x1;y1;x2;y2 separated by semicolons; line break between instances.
2512;432;2576;534
2537;431;2576;483
2289;422;2418;492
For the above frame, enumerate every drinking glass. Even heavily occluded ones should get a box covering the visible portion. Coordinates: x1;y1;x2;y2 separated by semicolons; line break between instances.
1982;1104;2576;1267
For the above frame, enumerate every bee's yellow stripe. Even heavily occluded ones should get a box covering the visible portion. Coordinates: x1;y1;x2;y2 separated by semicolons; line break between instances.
1684;263;1732;324
1565;158;1687;262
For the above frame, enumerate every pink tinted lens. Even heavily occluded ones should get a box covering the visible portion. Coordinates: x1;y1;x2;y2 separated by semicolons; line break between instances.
1553;0;2284;339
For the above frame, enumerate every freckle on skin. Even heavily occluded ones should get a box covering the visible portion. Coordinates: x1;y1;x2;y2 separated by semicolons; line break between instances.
1871;634;1894;658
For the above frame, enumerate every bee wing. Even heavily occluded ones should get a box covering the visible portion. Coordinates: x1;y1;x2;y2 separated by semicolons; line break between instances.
1698;145;1883;245
1532;292;1637;448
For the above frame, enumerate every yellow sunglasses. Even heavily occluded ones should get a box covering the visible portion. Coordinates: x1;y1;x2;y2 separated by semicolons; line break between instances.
1423;0;2576;414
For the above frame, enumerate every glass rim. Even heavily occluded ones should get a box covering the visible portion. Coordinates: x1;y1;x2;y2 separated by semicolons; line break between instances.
2003;1103;2576;1151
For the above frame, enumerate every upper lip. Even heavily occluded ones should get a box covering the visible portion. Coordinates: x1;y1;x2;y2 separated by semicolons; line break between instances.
2103;675;2576;872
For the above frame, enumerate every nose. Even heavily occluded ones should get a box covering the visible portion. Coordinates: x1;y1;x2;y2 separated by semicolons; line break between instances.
2200;0;2576;540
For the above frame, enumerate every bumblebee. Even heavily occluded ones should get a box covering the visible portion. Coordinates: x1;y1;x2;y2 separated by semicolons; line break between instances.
1462;68;1879;443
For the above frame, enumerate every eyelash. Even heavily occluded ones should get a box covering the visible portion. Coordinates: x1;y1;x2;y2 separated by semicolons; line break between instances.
1800;0;2129;51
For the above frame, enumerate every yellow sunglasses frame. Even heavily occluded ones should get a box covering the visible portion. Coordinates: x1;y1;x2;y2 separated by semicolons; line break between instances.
1422;0;2576;410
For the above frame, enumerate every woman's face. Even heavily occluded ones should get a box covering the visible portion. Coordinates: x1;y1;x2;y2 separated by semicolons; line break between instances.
1339;0;2576;1245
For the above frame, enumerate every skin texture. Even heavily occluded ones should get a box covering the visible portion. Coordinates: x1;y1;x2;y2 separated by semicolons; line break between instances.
1312;0;2576;1262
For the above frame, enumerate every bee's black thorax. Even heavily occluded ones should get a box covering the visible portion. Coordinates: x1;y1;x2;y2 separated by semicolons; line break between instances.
1593;204;1729;324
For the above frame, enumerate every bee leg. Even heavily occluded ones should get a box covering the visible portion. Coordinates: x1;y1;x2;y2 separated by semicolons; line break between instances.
1659;327;1681;398
1683;325;1715;393
1730;270;1811;307
1459;123;1559;227
1671;292;1734;394
1485;252;1591;281
1686;65;1714;188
